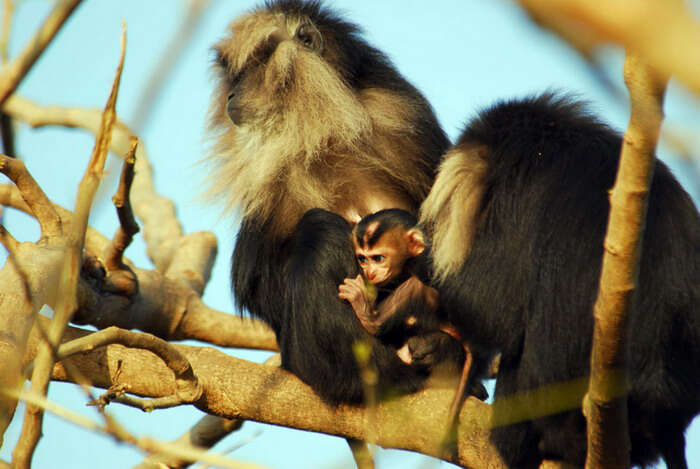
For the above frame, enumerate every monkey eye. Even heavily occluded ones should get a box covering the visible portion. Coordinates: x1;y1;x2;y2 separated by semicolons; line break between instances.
295;23;322;52
371;255;385;262
356;255;367;264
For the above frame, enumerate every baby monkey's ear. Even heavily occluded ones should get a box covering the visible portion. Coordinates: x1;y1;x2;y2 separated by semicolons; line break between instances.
405;228;426;257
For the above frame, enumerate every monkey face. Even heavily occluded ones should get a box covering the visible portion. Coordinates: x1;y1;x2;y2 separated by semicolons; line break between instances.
205;1;445;241
211;4;370;136
205;2;379;230
354;230;411;287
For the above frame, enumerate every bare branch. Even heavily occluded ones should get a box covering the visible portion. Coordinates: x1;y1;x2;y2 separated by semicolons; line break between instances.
105;137;140;272
12;25;126;469
0;0;83;106
0;154;61;238
584;54;668;469
57;326;202;403
0;187;276;350
132;356;280;469
0;223;18;253
0;0;14;65
3;387;267;469
2;95;194;274
0;293;33;443
517;0;700;95
26;323;506;468
134;415;245;469
347;438;374;469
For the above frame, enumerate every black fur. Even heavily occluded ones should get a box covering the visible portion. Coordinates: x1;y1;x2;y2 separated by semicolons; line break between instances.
228;1;450;404
431;94;699;468
236;209;436;403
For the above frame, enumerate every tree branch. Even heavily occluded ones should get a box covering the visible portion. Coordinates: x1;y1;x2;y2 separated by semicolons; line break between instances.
584;53;668;469
12;24;126;469
0;0;83;106
23;322;506;469
517;0;700;95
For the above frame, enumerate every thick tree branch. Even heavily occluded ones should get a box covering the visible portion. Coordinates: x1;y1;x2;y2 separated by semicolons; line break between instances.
0;184;277;350
132;359;283;469
584;54;668;469
23;322;506;469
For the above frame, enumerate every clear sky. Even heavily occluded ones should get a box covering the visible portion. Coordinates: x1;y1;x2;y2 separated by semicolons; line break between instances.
1;1;698;468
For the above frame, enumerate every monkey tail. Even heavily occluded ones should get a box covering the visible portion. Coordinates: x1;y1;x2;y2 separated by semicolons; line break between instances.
419;144;489;281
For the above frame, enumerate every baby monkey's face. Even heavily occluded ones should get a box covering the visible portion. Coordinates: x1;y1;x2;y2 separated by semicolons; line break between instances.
354;225;412;287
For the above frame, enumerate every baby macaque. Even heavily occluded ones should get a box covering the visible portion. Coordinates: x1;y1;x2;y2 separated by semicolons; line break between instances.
338;209;487;434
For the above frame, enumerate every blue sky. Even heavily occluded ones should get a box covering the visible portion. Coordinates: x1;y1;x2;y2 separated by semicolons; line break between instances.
1;1;698;468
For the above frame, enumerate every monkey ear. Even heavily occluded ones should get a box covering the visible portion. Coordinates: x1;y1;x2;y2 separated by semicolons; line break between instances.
406;228;426;256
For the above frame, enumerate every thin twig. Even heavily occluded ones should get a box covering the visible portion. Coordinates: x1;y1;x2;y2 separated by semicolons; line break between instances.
112;394;184;412
2;95;186;271
0;0;14;64
105;137;140;272
0;0;83;106
11;24;126;469
3;387;267;469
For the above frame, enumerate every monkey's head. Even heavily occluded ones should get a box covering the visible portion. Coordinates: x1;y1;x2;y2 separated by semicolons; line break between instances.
353;209;425;287
206;1;446;239
206;1;379;219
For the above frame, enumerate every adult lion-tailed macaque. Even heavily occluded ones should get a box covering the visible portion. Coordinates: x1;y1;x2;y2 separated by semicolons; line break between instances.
339;208;490;439
206;0;450;403
416;93;700;468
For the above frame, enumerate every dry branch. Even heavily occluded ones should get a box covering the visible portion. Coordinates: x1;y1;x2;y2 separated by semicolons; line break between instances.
58;326;202;403
0;0;83;106
2;95;221;293
0;0;14;64
132;417;245;469
23;321;506;469
105;138;140;273
11;24;126;469
3;387;266;469
0;154;61;238
0;183;277;350
1;95;186;271
518;0;700;95
584;54;668;469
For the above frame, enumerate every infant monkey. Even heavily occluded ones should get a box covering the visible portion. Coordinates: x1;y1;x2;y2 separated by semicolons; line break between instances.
338;209;486;428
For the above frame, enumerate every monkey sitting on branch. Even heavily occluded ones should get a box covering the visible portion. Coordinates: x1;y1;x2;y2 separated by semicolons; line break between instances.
338;208;492;430
374;94;699;468
206;0;452;404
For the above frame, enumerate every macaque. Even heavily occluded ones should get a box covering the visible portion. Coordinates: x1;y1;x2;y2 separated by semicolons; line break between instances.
338;209;436;337
339;208;489;433
418;93;700;468
207;0;451;403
